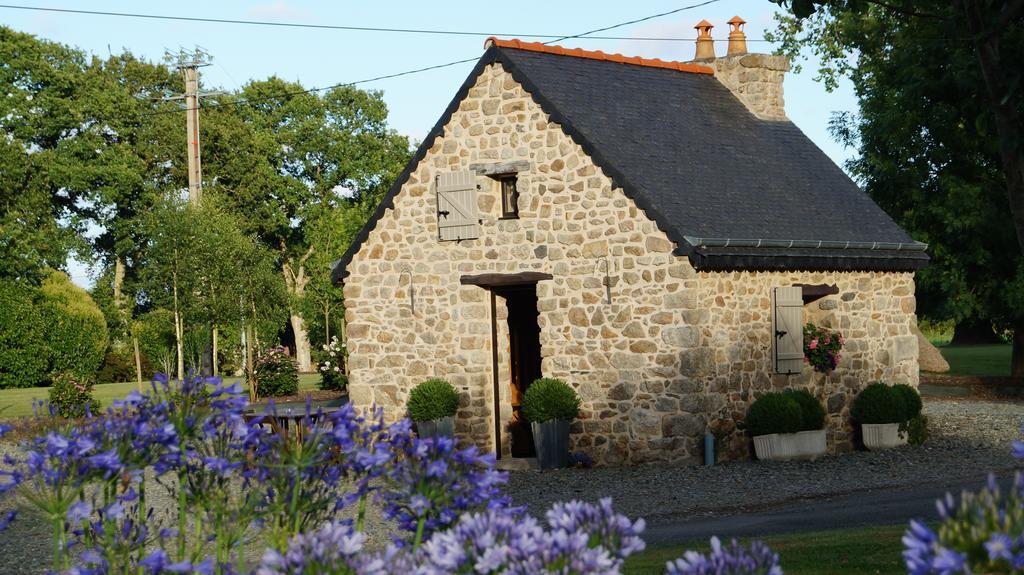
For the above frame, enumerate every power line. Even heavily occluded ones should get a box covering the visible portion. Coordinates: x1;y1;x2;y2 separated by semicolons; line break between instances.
1;1;725;127
0;1;768;42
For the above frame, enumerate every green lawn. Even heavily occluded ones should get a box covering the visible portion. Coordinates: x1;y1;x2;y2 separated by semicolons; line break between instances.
935;344;1013;377
625;524;907;575
0;374;322;418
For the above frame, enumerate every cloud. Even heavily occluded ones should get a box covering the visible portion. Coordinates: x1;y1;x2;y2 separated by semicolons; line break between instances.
247;2;306;21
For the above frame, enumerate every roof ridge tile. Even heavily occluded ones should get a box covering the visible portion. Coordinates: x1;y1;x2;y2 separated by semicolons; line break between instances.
484;37;714;75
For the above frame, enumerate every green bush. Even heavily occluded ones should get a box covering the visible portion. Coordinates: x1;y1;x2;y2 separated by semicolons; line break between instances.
319;371;348;392
905;414;929;445
316;336;347;392
521;378;580;423
746;392;803;436
892;383;923;420
783;389;827;431
851;383;906;424
0;280;49;389
134;308;177;372
47;372;100;418
407;378;460;421
254;346;298;398
40;270;108;380
96;347;152;384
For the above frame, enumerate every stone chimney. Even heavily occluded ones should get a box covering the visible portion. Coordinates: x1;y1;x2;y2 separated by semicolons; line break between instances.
693;20;715;60
690;17;791;121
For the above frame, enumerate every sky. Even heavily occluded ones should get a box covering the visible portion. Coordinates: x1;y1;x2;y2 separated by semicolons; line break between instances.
1;0;859;288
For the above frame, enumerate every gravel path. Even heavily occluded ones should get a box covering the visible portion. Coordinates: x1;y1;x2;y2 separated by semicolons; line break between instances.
0;398;1020;572
506;399;1024;525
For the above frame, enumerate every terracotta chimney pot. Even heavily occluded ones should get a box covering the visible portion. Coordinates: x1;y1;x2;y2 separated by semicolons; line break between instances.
694;19;715;60
727;16;747;56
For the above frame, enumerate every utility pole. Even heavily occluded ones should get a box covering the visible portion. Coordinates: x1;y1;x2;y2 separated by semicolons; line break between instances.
164;47;221;206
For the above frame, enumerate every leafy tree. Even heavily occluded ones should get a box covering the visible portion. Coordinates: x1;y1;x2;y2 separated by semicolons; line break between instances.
140;196;287;379
224;78;410;371
769;0;1024;374
0;27;92;283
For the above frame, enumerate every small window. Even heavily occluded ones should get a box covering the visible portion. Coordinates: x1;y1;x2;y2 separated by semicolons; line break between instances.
499;176;519;219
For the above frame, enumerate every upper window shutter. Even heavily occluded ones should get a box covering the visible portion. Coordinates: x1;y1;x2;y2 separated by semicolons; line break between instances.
436;170;479;241
772;286;804;374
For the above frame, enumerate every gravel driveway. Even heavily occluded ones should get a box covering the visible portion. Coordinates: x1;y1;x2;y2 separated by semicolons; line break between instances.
506;399;1024;525
0;398;1020;572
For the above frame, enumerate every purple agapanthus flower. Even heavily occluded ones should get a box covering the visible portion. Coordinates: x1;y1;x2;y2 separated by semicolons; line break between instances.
667;536;782;575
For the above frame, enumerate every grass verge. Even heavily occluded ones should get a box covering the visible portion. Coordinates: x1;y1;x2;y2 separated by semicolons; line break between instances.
936;344;1012;377
625;524;907;575
0;374;322;418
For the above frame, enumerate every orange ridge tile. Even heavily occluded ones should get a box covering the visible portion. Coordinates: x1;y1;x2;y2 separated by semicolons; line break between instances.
484;37;714;75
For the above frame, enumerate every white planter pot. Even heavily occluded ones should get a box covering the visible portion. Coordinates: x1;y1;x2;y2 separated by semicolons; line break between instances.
862;423;907;450
753;429;827;461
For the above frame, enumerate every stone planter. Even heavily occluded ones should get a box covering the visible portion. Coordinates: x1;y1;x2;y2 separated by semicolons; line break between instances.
861;422;907;450
531;420;570;469
753;429;827;461
416;416;455;440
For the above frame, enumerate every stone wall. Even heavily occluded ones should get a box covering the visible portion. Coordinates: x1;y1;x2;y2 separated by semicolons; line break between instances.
708;53;790;121
342;62;918;465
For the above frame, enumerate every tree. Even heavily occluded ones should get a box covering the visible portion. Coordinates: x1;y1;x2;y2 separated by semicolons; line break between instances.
0;27;93;284
140;195;287;379
770;0;1024;375
222;78;410;371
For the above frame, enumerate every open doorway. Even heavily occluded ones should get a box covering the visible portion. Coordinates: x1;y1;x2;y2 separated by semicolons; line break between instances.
500;286;542;458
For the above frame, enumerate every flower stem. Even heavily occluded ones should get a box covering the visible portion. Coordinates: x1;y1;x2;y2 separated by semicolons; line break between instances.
412;517;426;551
355;493;367;532
51;514;65;572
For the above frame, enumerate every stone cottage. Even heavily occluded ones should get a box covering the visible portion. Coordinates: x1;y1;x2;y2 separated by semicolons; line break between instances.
331;19;928;465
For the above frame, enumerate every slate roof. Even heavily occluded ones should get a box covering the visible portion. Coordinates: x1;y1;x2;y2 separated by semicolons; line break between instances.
332;42;927;283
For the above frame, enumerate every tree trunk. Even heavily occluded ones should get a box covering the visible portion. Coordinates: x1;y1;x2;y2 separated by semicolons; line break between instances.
282;247;314;372
290;313;312;372
113;256;129;334
212;326;218;376
173;248;184;381
324;305;331;343
961;0;1024;256
245;322;256;402
1013;319;1024;378
133;334;143;391
950;318;1001;346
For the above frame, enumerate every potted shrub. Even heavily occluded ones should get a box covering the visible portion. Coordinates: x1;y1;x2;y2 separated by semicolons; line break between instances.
746;389;827;461
407;378;460;439
521;378;581;469
851;382;920;450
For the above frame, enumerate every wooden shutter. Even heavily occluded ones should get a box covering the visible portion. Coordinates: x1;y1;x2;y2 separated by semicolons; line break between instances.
772;286;804;374
436;171;479;241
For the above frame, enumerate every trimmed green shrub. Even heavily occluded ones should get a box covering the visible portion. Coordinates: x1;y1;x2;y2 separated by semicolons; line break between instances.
746;392;803;436
892;383;923;420
407;379;460;422
783;389;826;431
254;346;298;398
851;383;906;424
0;280;49;389
40;270;108;380
521;378;581;423
47;372;100;419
